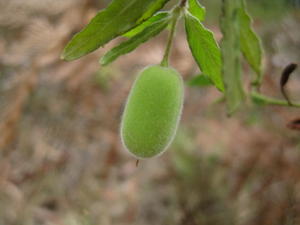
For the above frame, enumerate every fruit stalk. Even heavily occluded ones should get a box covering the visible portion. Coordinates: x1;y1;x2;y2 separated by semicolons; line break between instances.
161;6;181;67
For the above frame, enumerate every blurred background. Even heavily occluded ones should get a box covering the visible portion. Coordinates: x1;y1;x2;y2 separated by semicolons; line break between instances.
0;0;300;224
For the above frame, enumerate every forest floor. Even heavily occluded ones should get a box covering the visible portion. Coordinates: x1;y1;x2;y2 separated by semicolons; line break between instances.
0;0;300;224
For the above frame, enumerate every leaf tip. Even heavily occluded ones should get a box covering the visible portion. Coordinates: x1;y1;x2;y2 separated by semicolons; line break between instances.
60;53;66;61
99;57;108;66
60;48;73;61
218;84;225;93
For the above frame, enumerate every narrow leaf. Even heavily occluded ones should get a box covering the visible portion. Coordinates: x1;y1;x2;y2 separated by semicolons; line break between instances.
188;0;206;22
123;12;170;38
220;0;245;115
100;16;170;66
280;63;298;87
187;74;213;87
280;63;298;105
61;0;170;61
238;0;263;84
137;0;170;23
184;12;224;91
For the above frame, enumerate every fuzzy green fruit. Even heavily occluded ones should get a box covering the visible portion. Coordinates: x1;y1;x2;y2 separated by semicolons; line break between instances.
121;65;184;158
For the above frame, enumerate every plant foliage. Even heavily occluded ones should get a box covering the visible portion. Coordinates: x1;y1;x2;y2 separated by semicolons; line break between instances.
62;0;170;61
62;0;300;117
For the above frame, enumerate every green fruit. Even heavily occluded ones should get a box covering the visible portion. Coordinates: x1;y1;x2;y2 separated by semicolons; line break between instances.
121;65;184;158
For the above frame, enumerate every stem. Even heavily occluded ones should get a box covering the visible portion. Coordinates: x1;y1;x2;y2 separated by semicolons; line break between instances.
160;7;181;67
251;92;300;108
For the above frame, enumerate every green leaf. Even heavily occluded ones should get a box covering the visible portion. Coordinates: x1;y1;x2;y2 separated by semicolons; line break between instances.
100;15;170;66
123;11;170;38
187;0;206;22
187;74;213;87
220;0;245;115
61;0;170;61
238;0;263;84
184;12;224;92
137;0;170;23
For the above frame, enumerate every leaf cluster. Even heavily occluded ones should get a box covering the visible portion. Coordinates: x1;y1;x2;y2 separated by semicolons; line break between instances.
61;0;299;114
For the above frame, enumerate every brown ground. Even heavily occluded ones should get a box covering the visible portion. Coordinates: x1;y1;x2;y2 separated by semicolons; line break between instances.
0;0;300;224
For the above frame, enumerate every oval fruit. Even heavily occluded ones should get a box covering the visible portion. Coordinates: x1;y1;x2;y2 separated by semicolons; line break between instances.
121;65;184;158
